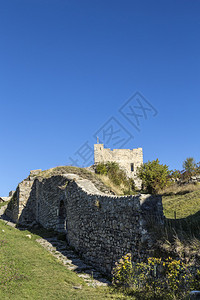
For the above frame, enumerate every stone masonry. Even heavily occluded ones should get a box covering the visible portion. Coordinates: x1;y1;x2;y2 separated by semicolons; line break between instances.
94;144;143;188
6;169;164;275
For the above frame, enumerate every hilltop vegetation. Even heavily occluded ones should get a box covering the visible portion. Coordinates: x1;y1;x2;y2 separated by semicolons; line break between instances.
36;166;113;194
137;159;171;194
95;162;136;195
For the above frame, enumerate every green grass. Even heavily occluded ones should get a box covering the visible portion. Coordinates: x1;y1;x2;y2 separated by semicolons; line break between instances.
162;189;200;219
161;186;200;238
0;221;131;300
0;202;8;209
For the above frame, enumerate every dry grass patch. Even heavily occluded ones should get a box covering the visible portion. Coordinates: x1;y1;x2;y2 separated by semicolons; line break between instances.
160;182;200;196
35;166;113;194
97;175;125;195
97;175;137;196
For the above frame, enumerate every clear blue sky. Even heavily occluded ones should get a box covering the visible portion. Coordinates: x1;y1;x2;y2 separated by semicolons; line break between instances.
0;0;200;196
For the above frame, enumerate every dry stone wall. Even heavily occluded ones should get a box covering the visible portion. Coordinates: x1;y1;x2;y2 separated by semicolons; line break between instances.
6;171;164;275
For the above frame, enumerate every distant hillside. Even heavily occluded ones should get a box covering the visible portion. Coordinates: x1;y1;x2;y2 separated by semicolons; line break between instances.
162;184;200;219
161;183;200;238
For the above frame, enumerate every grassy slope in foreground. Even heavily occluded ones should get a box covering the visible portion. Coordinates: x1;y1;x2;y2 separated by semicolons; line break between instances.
0;220;130;300
162;189;200;219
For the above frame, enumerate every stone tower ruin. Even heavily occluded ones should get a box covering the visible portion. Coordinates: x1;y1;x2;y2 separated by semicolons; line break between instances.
94;144;143;188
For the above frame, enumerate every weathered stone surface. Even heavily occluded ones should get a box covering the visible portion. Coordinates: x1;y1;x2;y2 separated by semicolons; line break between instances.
5;170;164;275
94;143;143;188
189;291;200;299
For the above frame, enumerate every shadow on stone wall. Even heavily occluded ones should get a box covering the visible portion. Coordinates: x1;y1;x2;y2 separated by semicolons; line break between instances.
4;174;166;275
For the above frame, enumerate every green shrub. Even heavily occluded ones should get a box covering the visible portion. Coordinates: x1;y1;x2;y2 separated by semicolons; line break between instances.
123;179;136;195
170;169;181;181
95;162;136;194
137;159;171;194
106;162;127;186
96;163;108;175
181;157;200;182
112;254;200;299
183;157;197;174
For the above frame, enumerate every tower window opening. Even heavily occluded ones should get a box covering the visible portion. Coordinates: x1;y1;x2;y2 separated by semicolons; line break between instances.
131;163;134;172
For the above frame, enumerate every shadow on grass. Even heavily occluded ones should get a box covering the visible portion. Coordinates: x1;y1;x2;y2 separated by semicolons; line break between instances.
161;190;193;196
166;210;200;238
15;223;111;285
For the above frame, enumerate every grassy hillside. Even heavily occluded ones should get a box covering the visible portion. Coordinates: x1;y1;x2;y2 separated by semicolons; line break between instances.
161;184;200;239
162;185;200;219
0;220;130;300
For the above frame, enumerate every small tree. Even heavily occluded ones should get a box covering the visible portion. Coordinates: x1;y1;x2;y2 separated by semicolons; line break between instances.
170;169;181;181
137;159;171;194
182;157;196;174
197;162;200;174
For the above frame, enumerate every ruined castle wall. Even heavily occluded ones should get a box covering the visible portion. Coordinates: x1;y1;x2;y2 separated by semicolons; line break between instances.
18;176;68;229
6;179;34;223
64;179;163;274
6;172;164;275
34;176;68;230
94;144;143;187
65;182;142;273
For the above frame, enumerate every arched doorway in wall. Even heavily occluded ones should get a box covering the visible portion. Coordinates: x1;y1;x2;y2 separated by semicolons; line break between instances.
58;200;67;233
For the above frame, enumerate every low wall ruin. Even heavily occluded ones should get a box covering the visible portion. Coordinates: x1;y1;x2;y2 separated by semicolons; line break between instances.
6;171;164;274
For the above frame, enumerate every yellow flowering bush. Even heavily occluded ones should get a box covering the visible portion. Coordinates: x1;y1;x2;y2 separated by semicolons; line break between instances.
112;253;134;289
112;254;200;299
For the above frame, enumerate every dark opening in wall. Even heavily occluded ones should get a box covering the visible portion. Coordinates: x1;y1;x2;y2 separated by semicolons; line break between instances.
59;200;66;219
131;163;134;172
58;200;67;233
37;202;40;222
